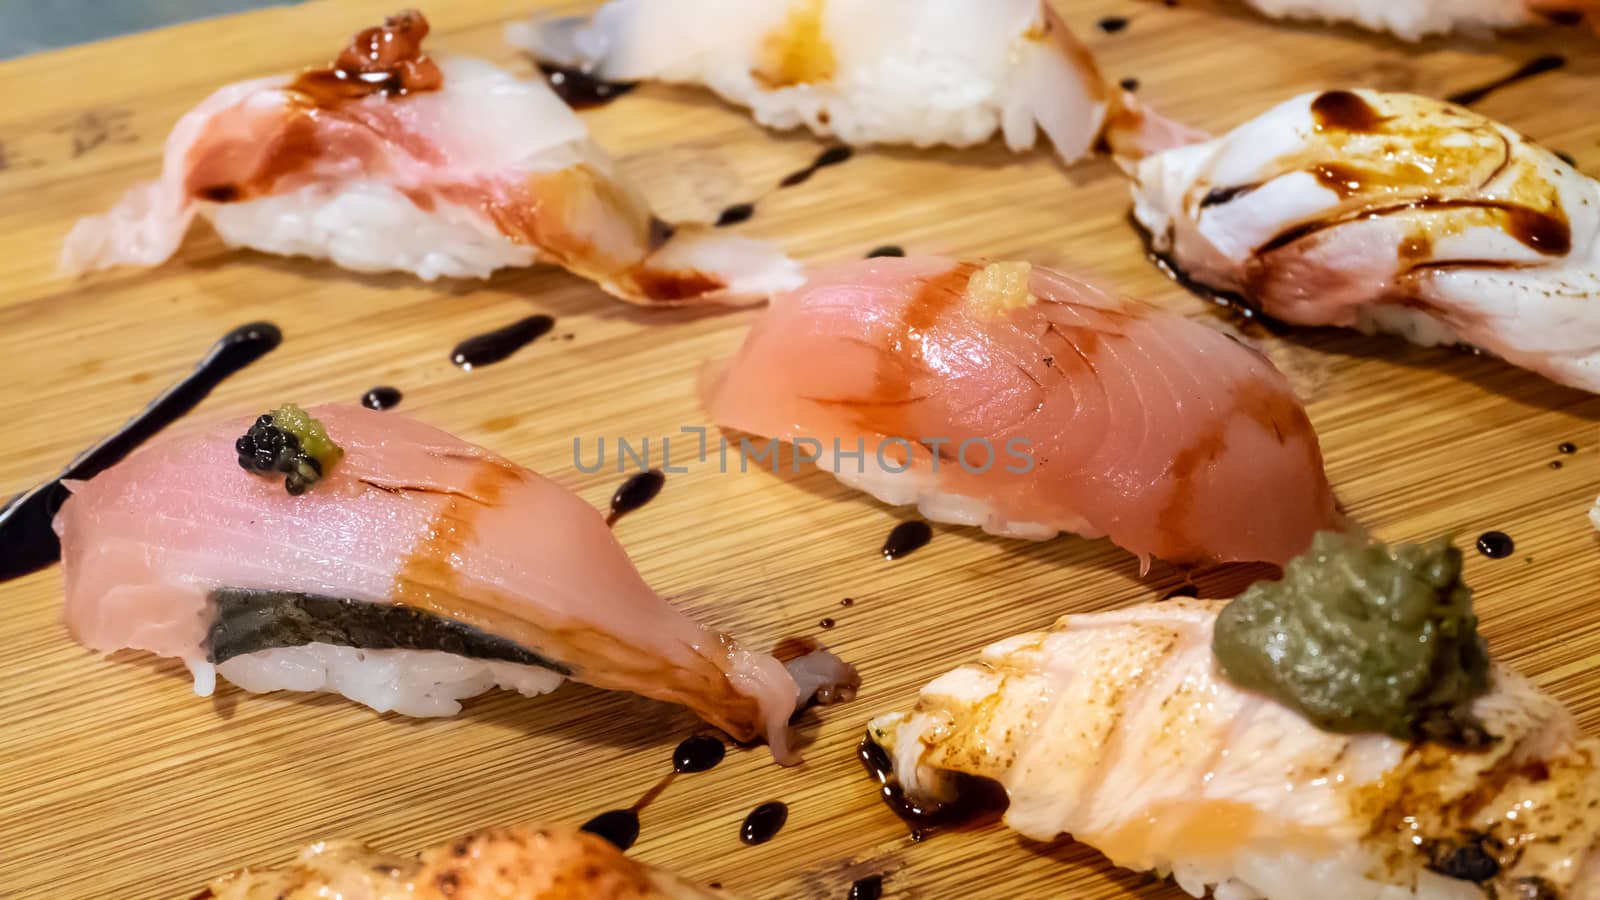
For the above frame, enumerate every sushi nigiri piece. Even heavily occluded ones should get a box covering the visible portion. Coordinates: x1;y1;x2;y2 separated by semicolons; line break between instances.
201;824;730;899
55;404;856;762
870;541;1600;899
510;0;1186;165
701;256;1340;567
1239;0;1595;39
61;10;799;306
1133;89;1600;393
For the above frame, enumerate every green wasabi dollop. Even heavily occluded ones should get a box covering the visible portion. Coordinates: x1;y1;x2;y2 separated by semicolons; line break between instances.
1212;531;1491;747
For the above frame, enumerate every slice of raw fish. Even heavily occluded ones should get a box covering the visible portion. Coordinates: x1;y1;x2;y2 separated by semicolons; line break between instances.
702;256;1340;567
201;824;731;899
61;10;799;306
1239;0;1596;39
1133;89;1600;392
870;599;1600;900
54;404;856;763
511;0;1192;165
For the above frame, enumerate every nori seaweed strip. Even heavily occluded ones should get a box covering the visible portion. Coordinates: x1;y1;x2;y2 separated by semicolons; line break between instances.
205;588;571;674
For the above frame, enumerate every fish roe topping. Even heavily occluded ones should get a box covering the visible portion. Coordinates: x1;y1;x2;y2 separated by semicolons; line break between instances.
235;404;344;495
965;261;1035;316
289;9;443;103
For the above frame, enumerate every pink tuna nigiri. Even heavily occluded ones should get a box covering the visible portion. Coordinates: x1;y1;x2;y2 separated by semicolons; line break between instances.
703;257;1340;566
61;11;799;306
55;405;856;762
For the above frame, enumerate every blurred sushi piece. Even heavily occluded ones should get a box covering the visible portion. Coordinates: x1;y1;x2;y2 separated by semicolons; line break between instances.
1239;0;1596;39
61;10;799;306
510;0;1198;165
702;256;1341;567
55;404;856;763
1134;89;1600;392
200;823;731;899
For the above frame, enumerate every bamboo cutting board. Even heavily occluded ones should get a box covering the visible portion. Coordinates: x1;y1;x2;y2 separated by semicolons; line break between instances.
1;2;1598;897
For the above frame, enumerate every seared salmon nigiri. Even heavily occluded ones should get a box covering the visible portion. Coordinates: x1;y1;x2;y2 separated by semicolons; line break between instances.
55;405;856;762
512;0;1188;165
703;256;1341;567
870;535;1600;899
1133;89;1600;392
62;10;799;306
200;824;730;900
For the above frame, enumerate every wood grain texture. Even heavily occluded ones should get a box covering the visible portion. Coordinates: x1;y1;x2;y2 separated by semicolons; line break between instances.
0;2;1597;898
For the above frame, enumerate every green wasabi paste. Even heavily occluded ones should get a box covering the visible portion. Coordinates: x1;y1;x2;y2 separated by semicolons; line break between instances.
1212;531;1491;747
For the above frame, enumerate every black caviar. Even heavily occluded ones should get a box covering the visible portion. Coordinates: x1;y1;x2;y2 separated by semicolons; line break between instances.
235;404;343;495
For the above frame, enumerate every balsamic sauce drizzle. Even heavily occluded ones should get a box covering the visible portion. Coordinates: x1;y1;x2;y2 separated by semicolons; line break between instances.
673;734;726;774
857;736;1009;839
715;146;855;228
538;63;638;109
1476;531;1515;559
360;386;402;410
715;203;756;227
866;246;906;259
849;875;885;900
450;315;555;369
779;146;854;188
1097;15;1130;33
579;808;642;851
1446;55;1566;106
606;469;665;527
740;801;789;845
0;322;282;582
881;521;932;560
580;735;727;851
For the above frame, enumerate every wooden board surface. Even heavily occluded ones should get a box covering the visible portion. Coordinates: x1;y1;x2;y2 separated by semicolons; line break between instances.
1;2;1597;897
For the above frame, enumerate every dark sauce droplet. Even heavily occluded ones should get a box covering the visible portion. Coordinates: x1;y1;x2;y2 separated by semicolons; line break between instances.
866;245;905;259
1476;531;1515;559
778;145;854;188
858;736;1009;837
715;203;756;227
538;63;638;109
881;521;932;560
840;597;855;607
740;802;788;845
1311;90;1383;132
0;322;282;583
606;469;665;527
451;315;555;370
1550;460;1564;470
1119;77;1140;92
360;386;402;410
580;809;640;851
673;734;726;774
1098;15;1130;32
849;875;885;900
1559;442;1578;454
819;617;836;629
1446;55;1566;107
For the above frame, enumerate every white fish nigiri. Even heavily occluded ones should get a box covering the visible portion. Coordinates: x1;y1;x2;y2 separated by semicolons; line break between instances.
512;0;1188;165
62;10;799;306
1240;0;1594;39
55;404;856;762
871;595;1600;899
1133;89;1600;392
